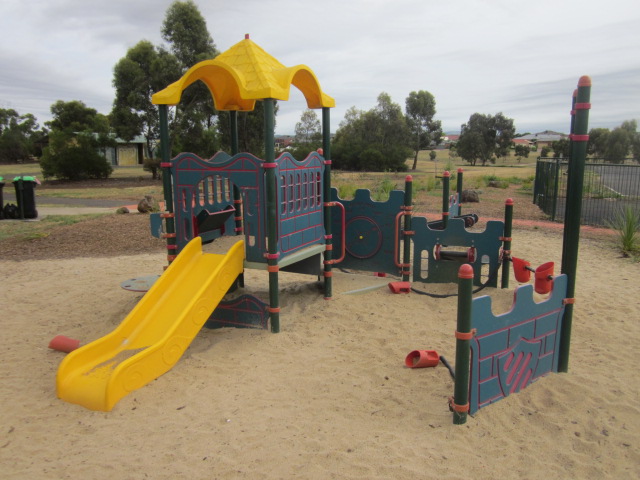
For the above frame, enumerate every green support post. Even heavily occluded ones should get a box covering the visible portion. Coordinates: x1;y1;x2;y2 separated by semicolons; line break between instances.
456;168;464;217
558;76;591;372
230;110;239;155
453;264;474;425
263;99;280;333
230;111;243;236
402;175;413;282
159;105;176;265
501;198;513;289
442;171;450;229
561;90;578;265
322;107;333;300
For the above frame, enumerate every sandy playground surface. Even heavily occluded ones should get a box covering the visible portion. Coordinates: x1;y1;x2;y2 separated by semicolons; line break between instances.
0;227;638;479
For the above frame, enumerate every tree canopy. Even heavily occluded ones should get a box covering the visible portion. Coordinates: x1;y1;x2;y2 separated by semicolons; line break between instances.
587;120;639;163
111;40;181;155
405;90;442;170
333;93;411;171
289;109;322;159
456;113;515;166
111;0;220;158
0;108;45;163
40;100;114;180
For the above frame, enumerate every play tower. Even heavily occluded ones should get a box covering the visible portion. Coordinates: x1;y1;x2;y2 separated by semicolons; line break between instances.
152;35;336;333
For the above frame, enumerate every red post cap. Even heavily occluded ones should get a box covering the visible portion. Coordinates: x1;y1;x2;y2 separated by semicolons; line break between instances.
458;264;474;279
505;198;514;206
405;175;413;182
443;171;451;177
578;75;592;87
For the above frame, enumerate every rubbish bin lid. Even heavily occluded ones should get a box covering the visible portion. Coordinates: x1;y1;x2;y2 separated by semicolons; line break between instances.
13;175;40;183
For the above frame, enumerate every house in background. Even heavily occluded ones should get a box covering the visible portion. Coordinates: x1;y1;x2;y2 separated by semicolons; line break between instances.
512;138;534;148
275;135;294;149
519;131;567;151
102;135;148;166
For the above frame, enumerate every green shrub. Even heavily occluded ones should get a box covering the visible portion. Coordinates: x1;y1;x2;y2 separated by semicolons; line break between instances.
143;157;162;180
373;178;396;201
40;132;113;181
482;174;509;189
606;205;640;255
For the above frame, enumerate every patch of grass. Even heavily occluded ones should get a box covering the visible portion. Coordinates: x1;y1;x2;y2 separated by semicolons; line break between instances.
337;183;358;199
39;185;163;200
372;178;396;201
0;214;106;242
0;163;42;179
413;176;436;193
482;175;510;189
606;206;640;256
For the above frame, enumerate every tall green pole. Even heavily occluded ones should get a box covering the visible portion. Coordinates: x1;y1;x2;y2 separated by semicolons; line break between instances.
159;105;176;265
442;170;450;229
456;168;464;217
230;110;239;155
230;111;243;236
322;107;333;300
558;76;591;372
453;264;474;425
501;198;513;289
561;90;578;265
402;175;413;282
263;99;280;333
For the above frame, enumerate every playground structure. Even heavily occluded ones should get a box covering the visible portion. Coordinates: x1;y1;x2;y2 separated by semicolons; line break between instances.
54;35;587;421
56;35;504;411
449;76;591;424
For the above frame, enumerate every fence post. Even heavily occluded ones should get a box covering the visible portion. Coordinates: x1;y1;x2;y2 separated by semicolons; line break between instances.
533;158;540;205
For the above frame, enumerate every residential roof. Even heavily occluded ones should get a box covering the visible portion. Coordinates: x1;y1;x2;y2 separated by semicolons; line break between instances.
520;131;567;142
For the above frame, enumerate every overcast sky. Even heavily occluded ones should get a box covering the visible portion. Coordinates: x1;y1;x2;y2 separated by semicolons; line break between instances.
1;0;638;135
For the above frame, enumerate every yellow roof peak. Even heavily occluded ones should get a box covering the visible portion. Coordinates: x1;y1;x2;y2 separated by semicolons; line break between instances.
152;36;334;111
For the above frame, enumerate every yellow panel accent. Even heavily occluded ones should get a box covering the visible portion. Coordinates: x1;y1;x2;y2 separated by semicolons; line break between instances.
56;238;245;411
152;37;334;111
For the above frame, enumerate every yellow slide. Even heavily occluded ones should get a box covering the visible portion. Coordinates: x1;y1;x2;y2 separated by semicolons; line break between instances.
56;237;245;411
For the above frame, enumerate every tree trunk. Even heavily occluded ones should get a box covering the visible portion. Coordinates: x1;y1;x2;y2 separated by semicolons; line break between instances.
412;150;419;170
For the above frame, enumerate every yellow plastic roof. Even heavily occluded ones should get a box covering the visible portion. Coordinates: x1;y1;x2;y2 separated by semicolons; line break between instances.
152;35;335;111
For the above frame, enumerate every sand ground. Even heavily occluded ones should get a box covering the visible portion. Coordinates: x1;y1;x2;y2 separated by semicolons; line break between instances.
0;228;638;479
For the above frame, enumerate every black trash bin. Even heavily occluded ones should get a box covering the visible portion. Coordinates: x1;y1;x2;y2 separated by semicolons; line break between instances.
0;176;4;220
13;176;39;219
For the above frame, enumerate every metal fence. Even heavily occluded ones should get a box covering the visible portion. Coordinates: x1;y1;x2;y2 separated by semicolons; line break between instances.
534;157;640;226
